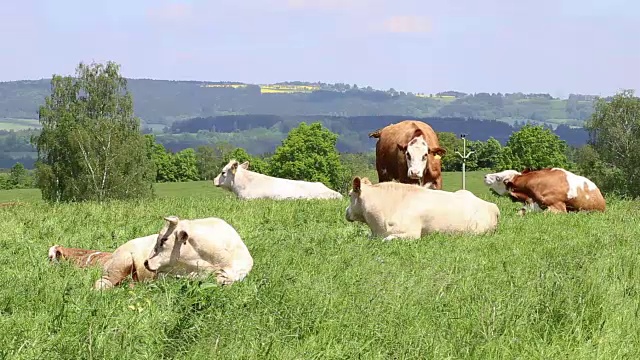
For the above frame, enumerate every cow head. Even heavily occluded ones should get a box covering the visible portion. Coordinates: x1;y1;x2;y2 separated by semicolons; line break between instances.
483;170;521;195
213;159;250;191
345;176;372;223
397;129;446;181
143;216;190;272
48;245;62;262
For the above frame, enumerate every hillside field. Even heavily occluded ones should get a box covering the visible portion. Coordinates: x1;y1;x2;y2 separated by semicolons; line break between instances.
2;171;640;358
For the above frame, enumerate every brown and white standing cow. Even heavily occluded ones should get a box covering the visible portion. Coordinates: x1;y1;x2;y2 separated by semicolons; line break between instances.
368;120;446;189
500;167;606;215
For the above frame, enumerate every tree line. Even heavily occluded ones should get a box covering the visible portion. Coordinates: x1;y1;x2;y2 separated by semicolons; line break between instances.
1;77;599;128
0;113;590;171
15;60;640;202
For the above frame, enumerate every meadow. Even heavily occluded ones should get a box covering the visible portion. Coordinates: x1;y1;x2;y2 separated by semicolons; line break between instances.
2;171;640;359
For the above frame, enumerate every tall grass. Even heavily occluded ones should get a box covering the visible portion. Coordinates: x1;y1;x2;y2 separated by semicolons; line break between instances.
1;172;639;358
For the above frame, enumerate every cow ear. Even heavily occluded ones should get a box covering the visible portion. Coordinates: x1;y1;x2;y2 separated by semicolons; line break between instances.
504;180;514;189
239;161;250;169
352;177;362;193
178;230;189;244
430;147;446;156
230;161;239;174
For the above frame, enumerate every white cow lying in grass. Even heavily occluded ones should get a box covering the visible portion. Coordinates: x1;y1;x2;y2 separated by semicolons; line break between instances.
213;159;343;200
345;177;500;240
49;216;254;290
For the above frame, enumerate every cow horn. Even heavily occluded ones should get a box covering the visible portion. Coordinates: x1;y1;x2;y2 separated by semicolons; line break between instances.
163;216;179;226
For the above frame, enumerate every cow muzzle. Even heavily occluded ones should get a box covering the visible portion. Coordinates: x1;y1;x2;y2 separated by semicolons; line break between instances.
407;169;422;179
143;259;158;272
345;206;354;222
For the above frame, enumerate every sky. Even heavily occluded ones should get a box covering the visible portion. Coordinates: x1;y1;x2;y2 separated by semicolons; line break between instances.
2;0;639;97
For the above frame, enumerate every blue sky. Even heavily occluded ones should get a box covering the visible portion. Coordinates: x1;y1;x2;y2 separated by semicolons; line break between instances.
2;0;639;97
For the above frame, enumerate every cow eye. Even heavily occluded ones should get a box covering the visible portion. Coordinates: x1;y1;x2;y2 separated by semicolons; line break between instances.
423;154;428;160
407;153;412;160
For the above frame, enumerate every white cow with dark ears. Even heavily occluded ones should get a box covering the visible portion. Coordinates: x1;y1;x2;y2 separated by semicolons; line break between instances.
213;159;342;200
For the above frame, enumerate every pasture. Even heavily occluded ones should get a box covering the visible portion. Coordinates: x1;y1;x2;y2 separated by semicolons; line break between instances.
2;171;640;358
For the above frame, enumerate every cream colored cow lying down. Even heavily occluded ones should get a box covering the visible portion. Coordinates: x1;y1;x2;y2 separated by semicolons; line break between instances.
213;159;343;200
48;216;254;290
345;177;500;240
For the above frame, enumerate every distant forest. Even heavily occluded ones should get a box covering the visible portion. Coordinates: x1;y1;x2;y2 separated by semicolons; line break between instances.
158;114;588;154
0;114;588;170
0;79;600;169
0;79;600;127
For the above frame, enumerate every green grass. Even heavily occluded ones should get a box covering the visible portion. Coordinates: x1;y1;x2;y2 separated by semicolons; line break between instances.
2;172;640;358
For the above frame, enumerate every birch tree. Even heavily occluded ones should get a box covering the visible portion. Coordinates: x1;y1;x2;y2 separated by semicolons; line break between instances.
32;61;155;202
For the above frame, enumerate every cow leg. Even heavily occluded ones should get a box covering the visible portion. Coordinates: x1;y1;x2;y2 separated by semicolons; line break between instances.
383;226;422;241
545;202;567;213
214;268;237;286
432;177;442;190
519;200;543;216
94;252;135;290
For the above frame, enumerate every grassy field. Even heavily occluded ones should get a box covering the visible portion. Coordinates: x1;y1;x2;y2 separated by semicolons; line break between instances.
2;171;640;358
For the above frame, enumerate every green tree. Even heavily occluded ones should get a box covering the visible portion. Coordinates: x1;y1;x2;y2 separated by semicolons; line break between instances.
436;132;479;172
222;147;268;174
437;132;463;172
499;124;568;171
32;61;155;202
268;122;344;190
9;162;29;188
150;141;177;182
172;148;199;182
582;90;640;197
475;137;502;170
195;145;219;180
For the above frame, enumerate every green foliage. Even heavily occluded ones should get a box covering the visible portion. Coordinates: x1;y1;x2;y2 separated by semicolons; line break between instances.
574;144;627;196
2;175;640;358
222;148;269;175
31;61;155;202
475;137;503;170
194;145;219;181
437;132;464;172
150;140;176;182
268;122;345;190
436;133;503;172
172;148;199;182
498;124;569;171
336;152;377;193
581;89;640;197
8;162;32;188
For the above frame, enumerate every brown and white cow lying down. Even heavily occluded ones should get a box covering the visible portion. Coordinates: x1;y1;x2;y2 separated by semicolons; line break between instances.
48;216;254;290
369;120;447;190
345;177;500;240
48;246;112;268
486;167;606;215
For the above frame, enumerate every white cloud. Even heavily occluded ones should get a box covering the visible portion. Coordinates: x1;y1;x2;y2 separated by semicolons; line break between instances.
382;15;431;33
